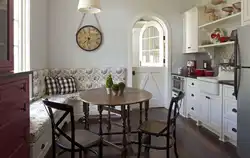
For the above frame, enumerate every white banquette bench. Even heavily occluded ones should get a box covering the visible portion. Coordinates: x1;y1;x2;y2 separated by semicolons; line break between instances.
29;67;126;158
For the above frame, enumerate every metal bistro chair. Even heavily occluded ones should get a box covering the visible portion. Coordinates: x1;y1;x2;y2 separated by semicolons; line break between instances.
137;91;185;158
43;99;103;158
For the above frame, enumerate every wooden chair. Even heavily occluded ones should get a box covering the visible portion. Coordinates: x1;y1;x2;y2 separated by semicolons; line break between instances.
43;99;103;158
137;91;185;158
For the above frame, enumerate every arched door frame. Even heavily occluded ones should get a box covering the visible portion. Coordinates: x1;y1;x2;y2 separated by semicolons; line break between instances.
128;12;172;106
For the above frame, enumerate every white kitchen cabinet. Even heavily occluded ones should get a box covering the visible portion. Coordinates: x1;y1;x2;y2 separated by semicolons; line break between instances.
222;85;237;145
209;96;222;132
198;92;222;134
198;93;209;124
186;78;199;119
183;7;198;53
243;0;250;26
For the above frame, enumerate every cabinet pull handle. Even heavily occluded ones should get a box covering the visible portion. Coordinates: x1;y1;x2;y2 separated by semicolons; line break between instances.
191;83;194;85
191;107;194;110
232;108;237;113
206;96;210;99
232;128;237;133
191;94;194;97
41;144;45;150
20;103;27;111
188;47;191;49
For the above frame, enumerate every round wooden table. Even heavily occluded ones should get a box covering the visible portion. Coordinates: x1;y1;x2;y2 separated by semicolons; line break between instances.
79;87;152;158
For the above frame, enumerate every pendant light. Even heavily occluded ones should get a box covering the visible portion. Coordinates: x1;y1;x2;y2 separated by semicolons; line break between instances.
78;0;101;14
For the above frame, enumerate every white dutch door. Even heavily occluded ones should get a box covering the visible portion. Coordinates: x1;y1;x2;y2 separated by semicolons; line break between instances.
132;20;166;108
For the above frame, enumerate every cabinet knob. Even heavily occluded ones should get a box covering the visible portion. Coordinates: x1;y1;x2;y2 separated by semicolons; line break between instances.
232;128;237;133
191;94;194;97
192;83;194;85
188;47;191;49
206;96;210;99
41;144;45;150
232;92;235;96
232;108;237;113
191;107;194;110
20;103;27;111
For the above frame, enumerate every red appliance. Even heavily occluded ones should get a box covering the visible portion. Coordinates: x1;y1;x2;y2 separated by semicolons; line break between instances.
187;60;196;76
195;69;205;76
204;70;214;76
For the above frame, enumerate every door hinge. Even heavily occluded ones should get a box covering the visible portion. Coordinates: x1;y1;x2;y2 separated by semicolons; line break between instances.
163;58;166;64
163;36;166;40
132;71;135;76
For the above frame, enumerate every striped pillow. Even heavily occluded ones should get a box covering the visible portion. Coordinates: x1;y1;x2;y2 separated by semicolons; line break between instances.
57;77;77;94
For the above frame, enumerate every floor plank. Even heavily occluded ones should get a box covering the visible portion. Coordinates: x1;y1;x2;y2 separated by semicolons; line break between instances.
46;108;239;158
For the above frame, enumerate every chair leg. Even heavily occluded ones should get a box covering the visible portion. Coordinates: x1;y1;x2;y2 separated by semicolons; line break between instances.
144;135;151;158
83;150;88;158
79;151;83;158
99;140;103;158
173;129;179;158
107;106;111;131
166;135;170;158
137;132;142;158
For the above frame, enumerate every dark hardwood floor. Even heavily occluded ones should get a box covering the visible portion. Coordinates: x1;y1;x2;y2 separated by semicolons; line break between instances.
46;108;240;158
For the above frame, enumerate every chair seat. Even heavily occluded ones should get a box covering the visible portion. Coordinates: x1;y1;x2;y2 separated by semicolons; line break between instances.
58;129;100;149
139;120;168;134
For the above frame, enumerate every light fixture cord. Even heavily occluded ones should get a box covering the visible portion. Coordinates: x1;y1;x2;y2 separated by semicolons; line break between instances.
77;13;102;32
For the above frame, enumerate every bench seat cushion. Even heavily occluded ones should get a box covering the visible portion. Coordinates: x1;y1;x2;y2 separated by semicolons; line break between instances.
29;92;80;143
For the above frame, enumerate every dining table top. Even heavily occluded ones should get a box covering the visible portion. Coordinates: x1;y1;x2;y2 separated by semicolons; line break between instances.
79;87;152;106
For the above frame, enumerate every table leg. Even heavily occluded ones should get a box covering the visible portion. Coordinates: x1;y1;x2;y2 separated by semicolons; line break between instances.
127;105;131;133
121;105;127;158
145;100;149;121
98;105;103;157
83;103;90;130
139;102;143;125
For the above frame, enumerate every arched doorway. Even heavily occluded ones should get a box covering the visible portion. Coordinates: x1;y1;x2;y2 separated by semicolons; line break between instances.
129;15;171;108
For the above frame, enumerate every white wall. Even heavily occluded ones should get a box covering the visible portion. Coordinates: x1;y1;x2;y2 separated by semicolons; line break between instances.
30;0;48;70
48;0;198;70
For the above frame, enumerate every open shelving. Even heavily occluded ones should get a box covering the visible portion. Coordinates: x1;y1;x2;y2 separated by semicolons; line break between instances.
199;41;235;48
199;12;241;29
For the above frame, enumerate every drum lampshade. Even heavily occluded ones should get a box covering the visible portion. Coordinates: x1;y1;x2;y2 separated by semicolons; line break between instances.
78;0;101;14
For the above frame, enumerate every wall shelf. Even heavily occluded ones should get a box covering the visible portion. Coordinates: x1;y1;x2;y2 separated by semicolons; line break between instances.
199;12;241;29
199;41;235;48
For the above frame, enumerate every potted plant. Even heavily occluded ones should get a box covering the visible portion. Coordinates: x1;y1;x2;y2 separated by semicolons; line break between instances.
118;82;126;96
106;74;113;94
111;84;119;96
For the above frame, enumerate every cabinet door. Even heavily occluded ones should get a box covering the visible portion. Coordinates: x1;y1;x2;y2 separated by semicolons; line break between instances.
199;94;209;124
183;7;198;53
243;0;250;26
209;96;222;132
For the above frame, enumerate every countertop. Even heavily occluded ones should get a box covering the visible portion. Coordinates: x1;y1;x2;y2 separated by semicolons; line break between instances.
171;73;234;86
171;73;197;79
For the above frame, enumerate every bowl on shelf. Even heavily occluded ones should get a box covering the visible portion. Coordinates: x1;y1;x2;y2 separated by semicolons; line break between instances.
219;36;230;43
233;2;241;13
222;6;234;16
211;0;225;5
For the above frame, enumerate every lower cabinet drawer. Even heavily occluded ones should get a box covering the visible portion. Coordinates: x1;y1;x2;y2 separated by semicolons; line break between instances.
223;99;237;122
30;122;52;158
224;119;237;141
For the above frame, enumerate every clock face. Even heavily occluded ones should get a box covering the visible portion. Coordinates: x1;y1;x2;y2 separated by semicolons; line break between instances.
76;25;102;51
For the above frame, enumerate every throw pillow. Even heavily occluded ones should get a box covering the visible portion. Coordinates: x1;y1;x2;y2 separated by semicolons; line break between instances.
57;77;77;94
45;76;59;95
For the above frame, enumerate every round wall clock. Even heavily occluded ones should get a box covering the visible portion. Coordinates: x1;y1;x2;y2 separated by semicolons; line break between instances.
76;25;103;51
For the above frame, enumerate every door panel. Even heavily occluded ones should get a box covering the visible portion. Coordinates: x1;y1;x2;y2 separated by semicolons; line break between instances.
132;67;165;107
237;68;250;155
209;96;222;132
199;94;209;123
